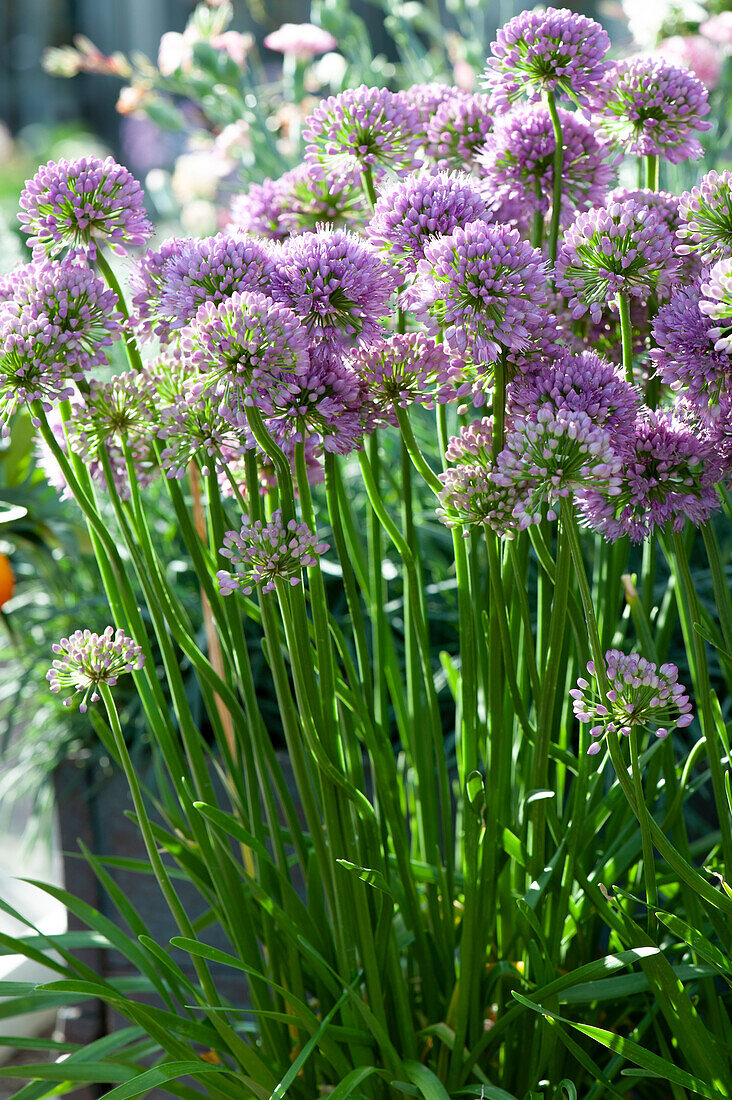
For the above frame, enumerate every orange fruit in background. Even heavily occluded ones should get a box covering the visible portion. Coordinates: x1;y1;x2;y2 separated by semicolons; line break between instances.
0;553;14;608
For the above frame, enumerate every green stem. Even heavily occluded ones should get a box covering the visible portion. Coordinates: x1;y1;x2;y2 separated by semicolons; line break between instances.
617;292;634;385
629;726;659;934
492;351;506;461
645;154;659;191
545;90;564;264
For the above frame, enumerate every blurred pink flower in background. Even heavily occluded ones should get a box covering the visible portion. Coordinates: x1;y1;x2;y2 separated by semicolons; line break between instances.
700;11;732;45
655;34;723;88
211;31;254;68
158;30;195;76
264;23;337;60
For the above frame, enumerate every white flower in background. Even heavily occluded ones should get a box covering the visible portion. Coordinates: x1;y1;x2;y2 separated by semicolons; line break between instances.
308;51;348;92
171;151;228;205
158;30;196;75
621;0;706;48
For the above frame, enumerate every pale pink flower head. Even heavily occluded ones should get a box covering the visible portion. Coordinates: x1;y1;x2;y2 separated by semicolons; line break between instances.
158;31;194;76
264;22;337;60
700;12;732;46
655;36;723;89
211;31;253;68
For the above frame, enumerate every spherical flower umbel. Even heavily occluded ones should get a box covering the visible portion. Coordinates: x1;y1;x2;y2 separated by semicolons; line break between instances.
264;353;366;455
217;511;329;596
494;407;623;527
0;260;123;431
423;93;493;171
71;371;159;491
152;234;276;334
263;22;337;59
677;170;732;265
578;410;722;542
270;229;397;352
303;85;422;187
181;290;311;408
554;200;679;324
571;650;693;756
366;172;489;275
507;349;640;444
158;378;247;478
19;156;152;260
588;57;711;163
437;417;524;537
407;221;550;371
351;332;464;425
483;7;610;112
227;179;289;240
699;259;732;352
130;238;187;343
478;106;615;230
652;281;732;408
47;627;145;712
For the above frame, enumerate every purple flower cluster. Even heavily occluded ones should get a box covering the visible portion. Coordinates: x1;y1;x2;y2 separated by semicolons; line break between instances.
132;234;275;340
579;411;721;541
217;511;329;595
270;229;397;352
572;651;693;756
507;350;640;442
555;200;679;323
484;7;610;111
303;85;422;186
588;57;711;163
264;354;366;455
181;290;310;408
0;260;122;431
351;333;463;425
677;170;732;264
652;281;732;408
423;94;493;170
228;164;366;240
407;221;549;370
437;418;523;537
47;627;144;712
70;371;159;493
19;156;152;260
366;172;489;275
478;105;615;230
158;377;246;479
494;407;623;527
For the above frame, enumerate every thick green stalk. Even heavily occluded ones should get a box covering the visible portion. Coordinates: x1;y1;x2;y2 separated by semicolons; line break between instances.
645;154;659;191
665;530;732;875
545;90;564;263
617;292;634;385
629;726;659;935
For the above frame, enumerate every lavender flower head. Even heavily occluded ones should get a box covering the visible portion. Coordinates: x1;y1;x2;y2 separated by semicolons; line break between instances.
579;410;721;541
483;7;610;112
423;94;493;171
652;280;732;408
181;290;310;407
270;229;397;352
507;350;640;443
158;377;246;478
555;200;679;324
47;627;144;712
677;170;732;264
130;238;187;344
366;171;489;275
303;85;422;187
217;511;329;595
19;156;152;260
437;417;523;537
572;651;693;756
228;178;289;240
264;354;366;455
399;83;462;128
277;163;366;234
263;23;337;59
494;407;623;527
698;259;732;351
478;106;615;229
407;221;550;372
351;332;463;425
588;57;711;163
0;260;123;431
149;234;275;335
71;371;159;491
